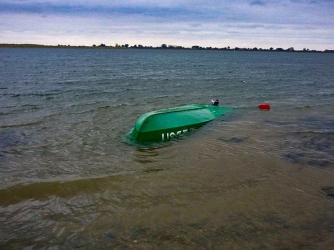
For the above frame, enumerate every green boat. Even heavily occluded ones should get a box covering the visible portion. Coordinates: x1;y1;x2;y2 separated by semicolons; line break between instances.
130;104;232;142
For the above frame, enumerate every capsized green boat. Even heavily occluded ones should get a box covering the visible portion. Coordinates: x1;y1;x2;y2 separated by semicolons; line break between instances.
130;104;232;142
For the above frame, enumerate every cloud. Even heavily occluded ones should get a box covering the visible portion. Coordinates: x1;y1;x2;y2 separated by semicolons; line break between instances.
1;0;333;24
0;0;333;50
250;0;266;6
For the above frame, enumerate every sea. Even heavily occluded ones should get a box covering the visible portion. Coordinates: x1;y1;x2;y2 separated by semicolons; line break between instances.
0;48;334;249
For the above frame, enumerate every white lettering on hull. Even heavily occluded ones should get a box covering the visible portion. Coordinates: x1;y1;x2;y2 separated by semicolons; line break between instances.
161;128;194;141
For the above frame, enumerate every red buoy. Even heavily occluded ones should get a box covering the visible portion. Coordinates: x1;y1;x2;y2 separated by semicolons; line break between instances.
258;103;270;110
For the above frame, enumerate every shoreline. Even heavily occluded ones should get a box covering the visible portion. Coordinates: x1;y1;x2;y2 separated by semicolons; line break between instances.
1;43;333;53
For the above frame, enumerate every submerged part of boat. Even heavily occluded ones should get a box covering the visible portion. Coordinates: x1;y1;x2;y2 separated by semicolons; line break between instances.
130;104;232;142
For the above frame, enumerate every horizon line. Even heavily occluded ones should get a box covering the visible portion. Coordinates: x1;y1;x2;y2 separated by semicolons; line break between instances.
1;43;333;53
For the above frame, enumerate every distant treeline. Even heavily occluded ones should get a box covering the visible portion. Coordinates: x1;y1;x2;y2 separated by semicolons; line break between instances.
1;43;333;53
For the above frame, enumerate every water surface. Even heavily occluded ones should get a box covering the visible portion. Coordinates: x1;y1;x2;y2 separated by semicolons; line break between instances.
1;48;334;249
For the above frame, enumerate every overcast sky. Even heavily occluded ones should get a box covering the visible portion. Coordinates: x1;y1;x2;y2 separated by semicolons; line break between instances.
0;0;333;50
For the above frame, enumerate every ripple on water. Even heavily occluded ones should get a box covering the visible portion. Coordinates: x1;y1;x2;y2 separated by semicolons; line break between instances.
283;131;334;168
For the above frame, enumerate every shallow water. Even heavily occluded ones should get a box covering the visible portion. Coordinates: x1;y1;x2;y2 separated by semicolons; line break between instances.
1;48;334;249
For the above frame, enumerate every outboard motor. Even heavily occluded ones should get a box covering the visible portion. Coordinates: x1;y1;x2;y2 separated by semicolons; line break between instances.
211;99;219;106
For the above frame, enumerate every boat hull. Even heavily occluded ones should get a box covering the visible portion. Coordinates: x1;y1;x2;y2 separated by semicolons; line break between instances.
131;104;231;142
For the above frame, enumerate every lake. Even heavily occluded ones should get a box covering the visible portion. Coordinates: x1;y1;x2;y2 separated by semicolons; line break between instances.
1;48;334;248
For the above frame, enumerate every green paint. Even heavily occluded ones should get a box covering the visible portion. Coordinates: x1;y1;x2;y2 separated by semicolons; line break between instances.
131;104;232;142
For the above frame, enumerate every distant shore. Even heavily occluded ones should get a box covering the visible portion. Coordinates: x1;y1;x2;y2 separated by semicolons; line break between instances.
1;43;333;53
